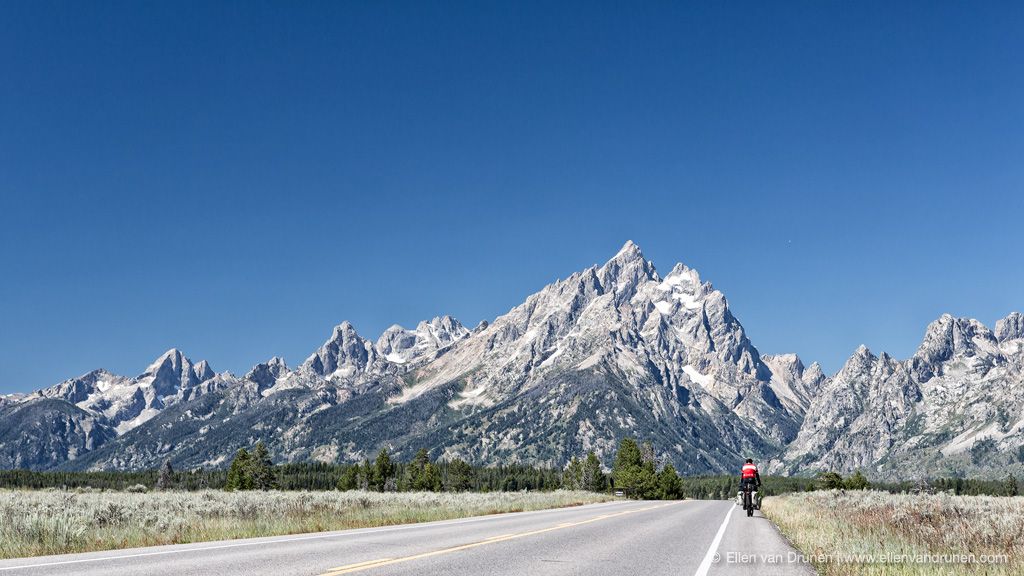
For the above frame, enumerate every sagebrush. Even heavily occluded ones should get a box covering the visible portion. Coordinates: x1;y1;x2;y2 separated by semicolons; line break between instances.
0;489;612;559
763;490;1023;576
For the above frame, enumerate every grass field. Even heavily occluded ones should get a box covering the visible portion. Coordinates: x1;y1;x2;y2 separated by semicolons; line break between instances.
763;490;1023;575
0;489;614;559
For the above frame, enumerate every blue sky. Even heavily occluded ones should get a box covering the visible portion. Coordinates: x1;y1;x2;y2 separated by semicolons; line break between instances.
1;1;1022;393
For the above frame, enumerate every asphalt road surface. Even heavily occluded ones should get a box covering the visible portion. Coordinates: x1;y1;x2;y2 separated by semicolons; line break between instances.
0;499;816;576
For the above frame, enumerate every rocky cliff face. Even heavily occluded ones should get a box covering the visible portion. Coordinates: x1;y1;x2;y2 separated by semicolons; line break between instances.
0;398;115;469
774;313;1024;479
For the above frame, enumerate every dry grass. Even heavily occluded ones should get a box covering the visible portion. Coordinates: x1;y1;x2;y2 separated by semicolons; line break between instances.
0;489;614;559
763;490;1024;575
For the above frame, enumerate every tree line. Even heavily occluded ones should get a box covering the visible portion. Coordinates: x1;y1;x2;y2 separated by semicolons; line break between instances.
3;438;1022;498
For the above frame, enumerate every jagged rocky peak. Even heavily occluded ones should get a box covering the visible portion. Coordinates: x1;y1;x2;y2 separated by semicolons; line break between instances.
764;355;824;385
376;324;417;357
760;353;819;414
142;348;187;375
839;344;876;376
375;315;469;365
193;360;215;382
803;361;826;385
304;321;377;377
598;240;660;302
996;312;1024;342
778;311;1024;479
914;314;999;363
245;356;290;390
762;353;803;374
662;262;703;291
610;239;644;262
416;315;469;346
910;314;1004;381
19;348;227;440
331;321;359;341
139;348;214;395
643;263;706;318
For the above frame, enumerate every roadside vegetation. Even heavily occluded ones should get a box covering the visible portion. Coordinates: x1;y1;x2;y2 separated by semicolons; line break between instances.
0;489;613;559
763;490;1023;575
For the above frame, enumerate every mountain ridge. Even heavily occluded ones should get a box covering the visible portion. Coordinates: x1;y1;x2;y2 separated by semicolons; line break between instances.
773;311;1024;479
1;242;1020;480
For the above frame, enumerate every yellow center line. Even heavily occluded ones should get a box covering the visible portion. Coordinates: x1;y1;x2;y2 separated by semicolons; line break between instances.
319;501;682;576
325;558;395;571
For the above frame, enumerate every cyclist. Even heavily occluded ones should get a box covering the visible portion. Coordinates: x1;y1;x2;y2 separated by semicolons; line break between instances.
740;458;761;511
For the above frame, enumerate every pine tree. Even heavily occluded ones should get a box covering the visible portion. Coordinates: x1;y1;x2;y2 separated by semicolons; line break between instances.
337;466;358;491
372;448;395;491
225;448;253;491
563;457;583;490
251;442;277;490
156;459;174;491
407;448;430;491
358;459;372;490
446;458;473;492
657;463;683;500
613;438;656;498
637;461;658;499
422;462;442;492
1006;474;1019;497
582;452;606;492
613;438;643;471
612;437;641;496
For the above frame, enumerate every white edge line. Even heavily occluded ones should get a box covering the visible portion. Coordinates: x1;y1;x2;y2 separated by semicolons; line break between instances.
0;499;630;572
694;503;733;576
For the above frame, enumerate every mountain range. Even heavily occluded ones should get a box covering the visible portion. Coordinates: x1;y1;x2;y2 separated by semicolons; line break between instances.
2;242;1021;480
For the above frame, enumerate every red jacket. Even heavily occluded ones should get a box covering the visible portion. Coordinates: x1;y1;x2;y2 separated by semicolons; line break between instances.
741;463;759;481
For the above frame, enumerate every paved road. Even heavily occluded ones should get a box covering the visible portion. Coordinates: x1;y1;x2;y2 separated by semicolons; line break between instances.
0;500;815;576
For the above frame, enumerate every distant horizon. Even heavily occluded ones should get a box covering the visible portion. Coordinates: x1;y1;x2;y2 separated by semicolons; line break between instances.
2;238;1019;394
2;2;1021;393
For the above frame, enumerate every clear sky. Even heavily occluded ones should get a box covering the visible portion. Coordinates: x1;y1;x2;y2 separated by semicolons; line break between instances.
2;1;1022;393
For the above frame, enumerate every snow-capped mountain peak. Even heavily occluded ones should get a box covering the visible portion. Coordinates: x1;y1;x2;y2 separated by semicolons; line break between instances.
376;316;470;365
303;322;378;379
24;349;221;442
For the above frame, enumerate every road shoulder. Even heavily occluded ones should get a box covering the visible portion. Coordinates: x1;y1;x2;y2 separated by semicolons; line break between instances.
709;502;816;575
